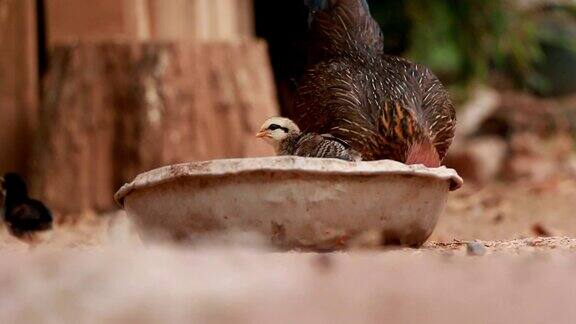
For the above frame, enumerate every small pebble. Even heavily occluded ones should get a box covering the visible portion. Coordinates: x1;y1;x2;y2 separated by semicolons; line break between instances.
531;223;553;237
313;254;334;272
467;241;487;256
493;213;505;224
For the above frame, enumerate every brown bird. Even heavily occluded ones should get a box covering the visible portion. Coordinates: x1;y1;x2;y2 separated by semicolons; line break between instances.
289;0;456;167
256;117;361;161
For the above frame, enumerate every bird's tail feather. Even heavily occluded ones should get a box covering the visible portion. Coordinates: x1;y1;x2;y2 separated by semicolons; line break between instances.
304;0;382;62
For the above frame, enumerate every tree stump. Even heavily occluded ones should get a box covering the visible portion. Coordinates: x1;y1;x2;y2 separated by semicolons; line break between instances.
32;40;278;217
0;0;38;176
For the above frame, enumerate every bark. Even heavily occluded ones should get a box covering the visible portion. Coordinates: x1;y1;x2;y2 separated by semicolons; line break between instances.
0;0;38;176
32;40;277;217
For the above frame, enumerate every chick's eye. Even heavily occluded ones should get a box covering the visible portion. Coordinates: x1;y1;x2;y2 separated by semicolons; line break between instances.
268;124;281;131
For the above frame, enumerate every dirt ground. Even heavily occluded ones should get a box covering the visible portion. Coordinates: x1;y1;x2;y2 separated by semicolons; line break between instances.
4;176;576;249
434;178;576;241
1;174;576;323
2;239;576;323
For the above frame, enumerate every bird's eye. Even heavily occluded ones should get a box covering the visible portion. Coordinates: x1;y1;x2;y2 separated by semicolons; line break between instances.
268;124;281;131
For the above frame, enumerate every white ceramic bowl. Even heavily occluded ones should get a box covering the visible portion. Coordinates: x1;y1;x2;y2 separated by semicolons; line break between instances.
115;157;462;249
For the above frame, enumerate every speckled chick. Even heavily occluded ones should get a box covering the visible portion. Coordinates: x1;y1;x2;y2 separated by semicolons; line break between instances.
257;117;361;161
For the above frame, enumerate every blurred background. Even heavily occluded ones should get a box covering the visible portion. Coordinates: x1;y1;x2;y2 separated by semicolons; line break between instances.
3;2;576;322
1;0;576;240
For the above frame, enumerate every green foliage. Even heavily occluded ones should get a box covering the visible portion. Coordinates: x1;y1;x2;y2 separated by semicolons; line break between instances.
369;0;576;93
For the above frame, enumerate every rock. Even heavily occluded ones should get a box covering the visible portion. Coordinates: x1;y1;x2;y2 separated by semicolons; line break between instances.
505;133;573;182
466;241;487;256
480;92;570;138
453;87;501;141
493;213;505;224
444;136;507;185
531;223;554;237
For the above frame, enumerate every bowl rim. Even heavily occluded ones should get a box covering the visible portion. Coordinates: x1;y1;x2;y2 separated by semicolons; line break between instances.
114;156;463;207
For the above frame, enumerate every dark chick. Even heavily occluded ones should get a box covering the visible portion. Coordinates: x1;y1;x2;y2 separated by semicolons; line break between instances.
290;0;456;167
257;117;361;161
1;173;53;244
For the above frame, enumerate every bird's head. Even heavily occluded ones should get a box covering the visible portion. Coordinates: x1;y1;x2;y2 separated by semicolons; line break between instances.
256;117;300;146
1;173;28;197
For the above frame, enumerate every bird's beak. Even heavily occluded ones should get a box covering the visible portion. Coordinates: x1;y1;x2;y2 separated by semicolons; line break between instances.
255;130;269;138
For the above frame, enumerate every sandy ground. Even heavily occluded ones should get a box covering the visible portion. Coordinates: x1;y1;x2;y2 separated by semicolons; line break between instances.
4;177;574;249
1;178;576;323
434;178;576;241
2;241;576;324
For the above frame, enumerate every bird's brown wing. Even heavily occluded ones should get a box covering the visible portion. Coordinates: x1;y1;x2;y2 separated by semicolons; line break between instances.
294;60;380;160
385;56;456;160
294;57;427;161
415;65;456;161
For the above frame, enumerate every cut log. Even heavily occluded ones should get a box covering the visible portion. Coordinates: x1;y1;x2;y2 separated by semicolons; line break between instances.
32;41;278;217
45;0;145;43
146;0;254;41
46;0;255;43
0;0;38;176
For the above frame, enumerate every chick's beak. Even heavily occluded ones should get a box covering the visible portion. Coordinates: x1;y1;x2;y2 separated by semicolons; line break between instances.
255;130;269;138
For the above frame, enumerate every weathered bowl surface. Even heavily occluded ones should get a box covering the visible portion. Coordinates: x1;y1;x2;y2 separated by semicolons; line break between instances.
115;157;462;249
